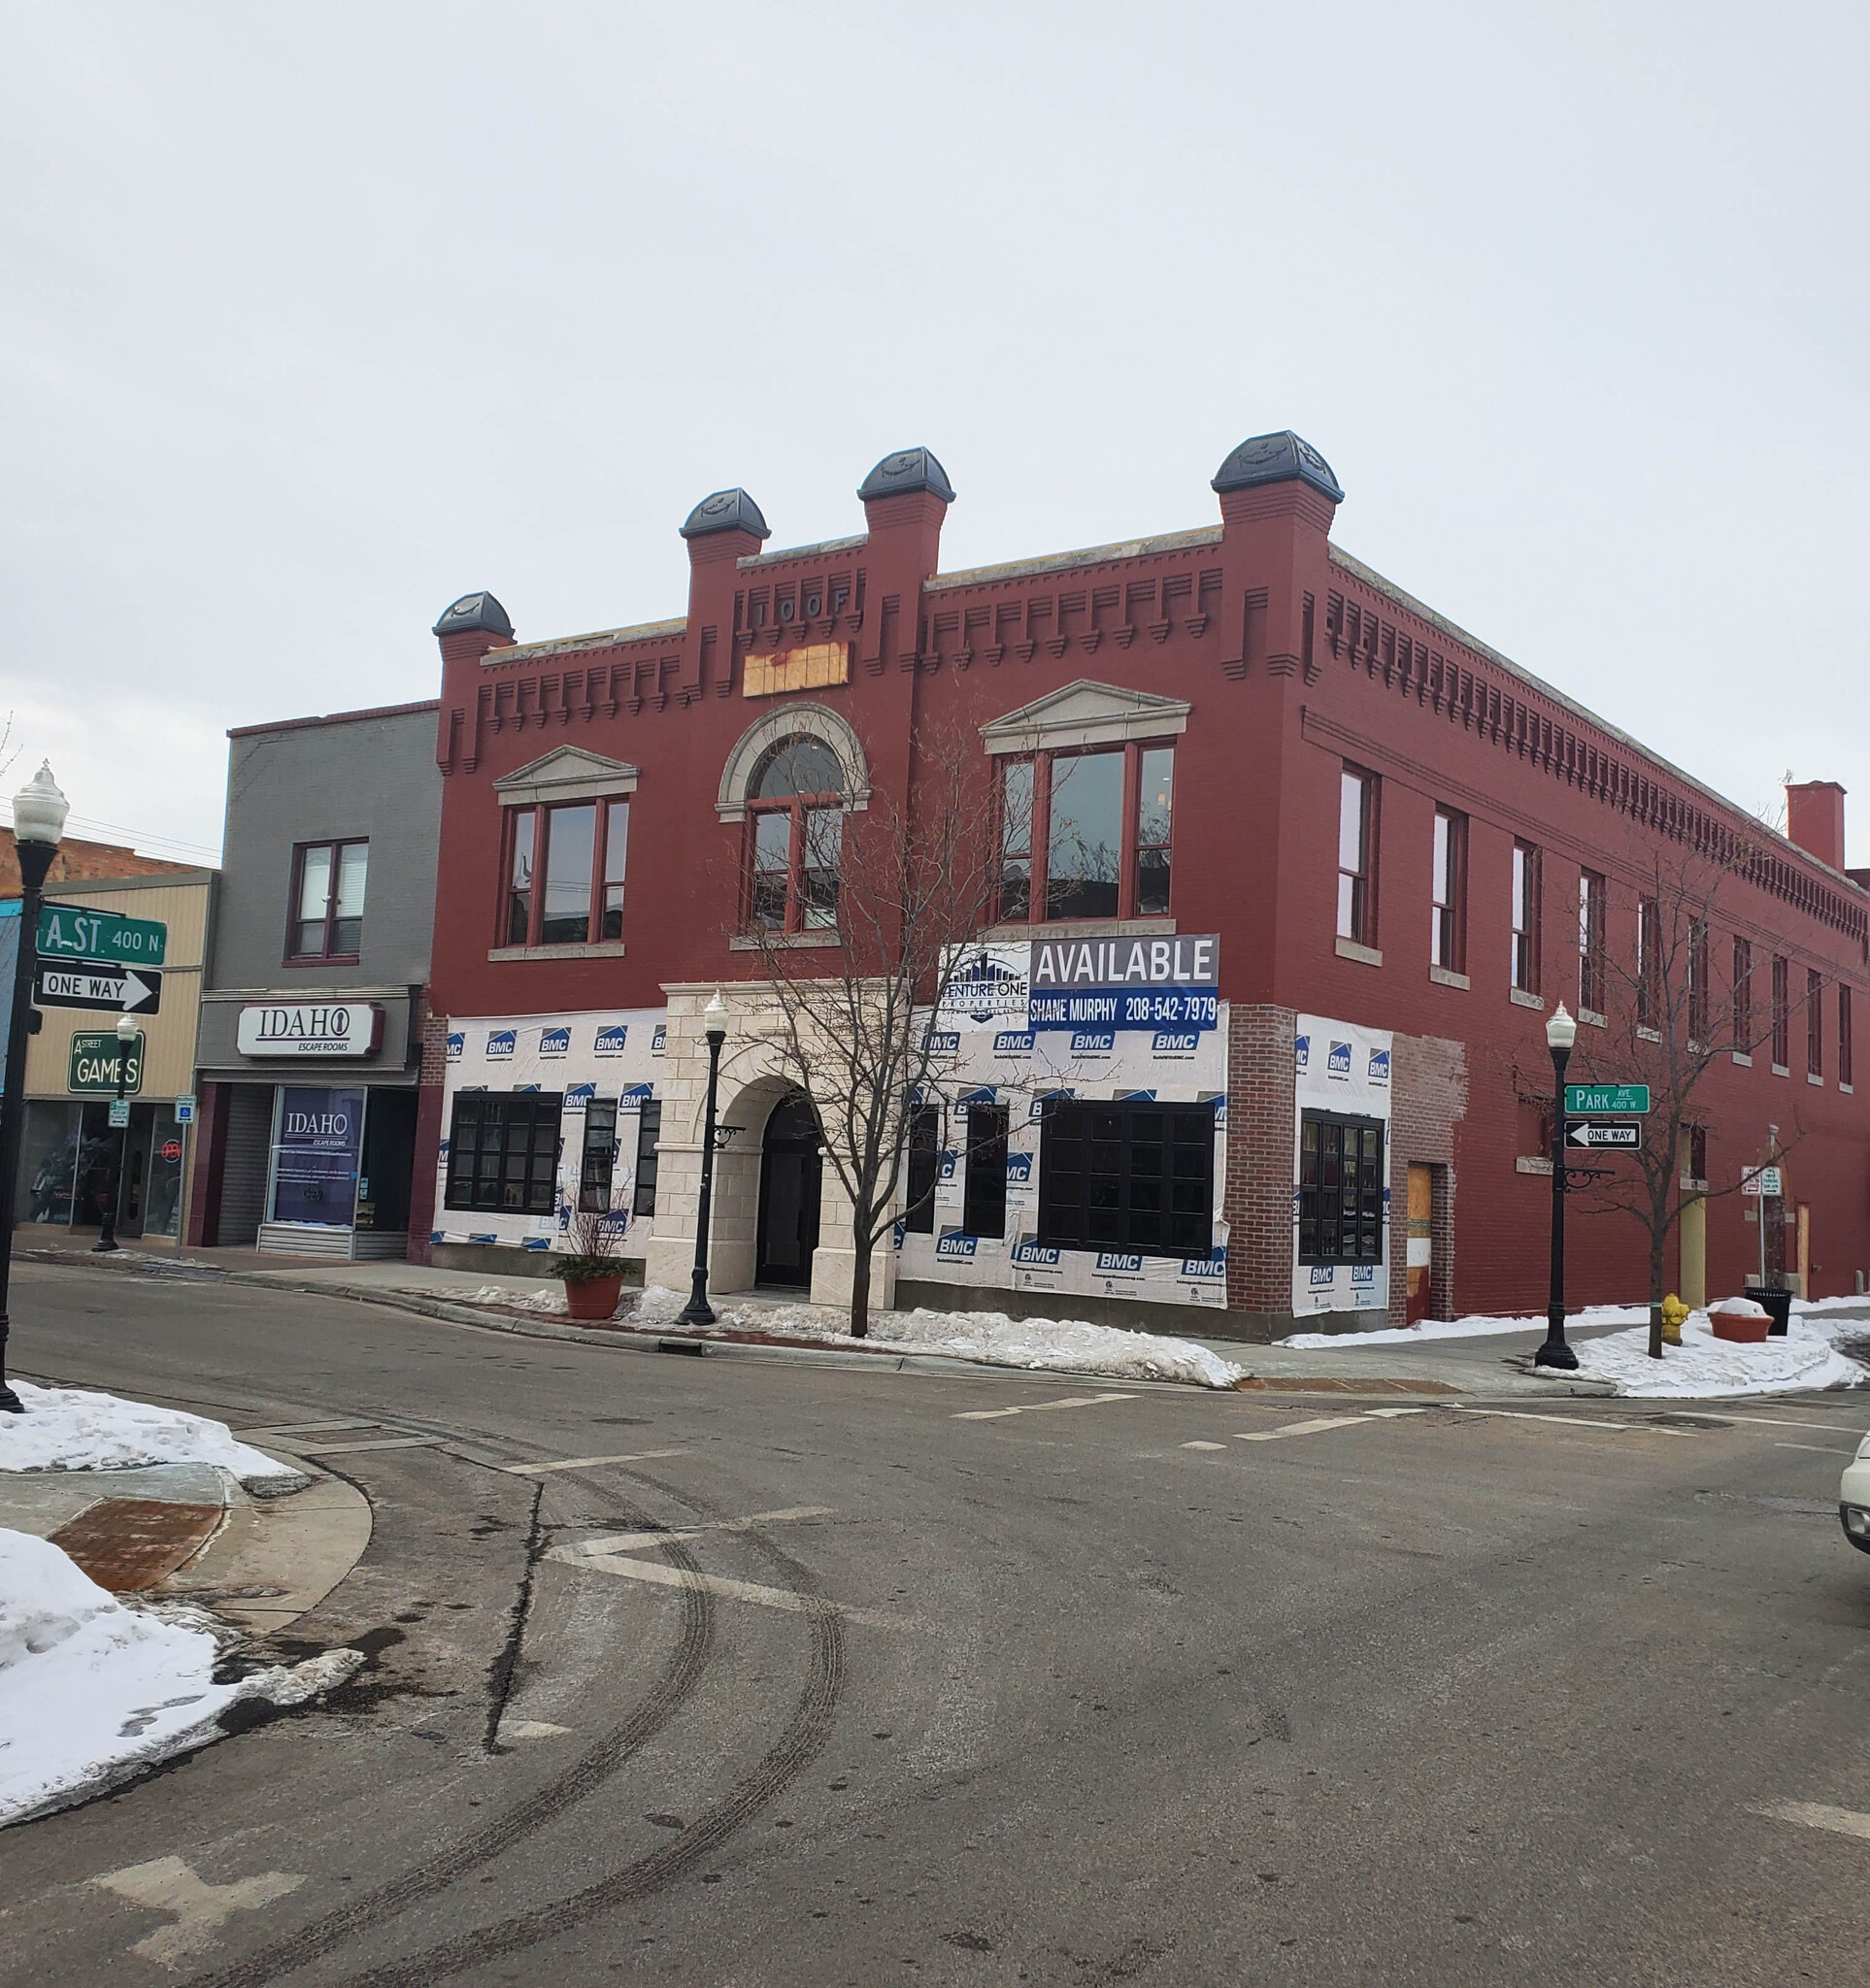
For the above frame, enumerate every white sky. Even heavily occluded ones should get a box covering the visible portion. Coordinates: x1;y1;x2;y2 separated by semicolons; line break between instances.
3;1;1865;866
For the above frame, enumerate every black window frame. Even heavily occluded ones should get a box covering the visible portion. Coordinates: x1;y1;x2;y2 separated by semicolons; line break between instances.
632;1100;662;1217
1297;1110;1386;1266
1772;955;1790;1068
578;1100;618;1213
903;1102;942;1235
1338;765;1378;945
1036;1100;1215;1259
962;1102;1010;1241
444;1093;563;1215
1430;807;1467;973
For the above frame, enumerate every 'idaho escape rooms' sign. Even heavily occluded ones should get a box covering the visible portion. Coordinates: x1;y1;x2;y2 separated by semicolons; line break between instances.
1027;935;1220;1033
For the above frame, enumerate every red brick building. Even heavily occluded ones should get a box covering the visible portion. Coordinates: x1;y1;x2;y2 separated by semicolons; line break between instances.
417;435;1870;1335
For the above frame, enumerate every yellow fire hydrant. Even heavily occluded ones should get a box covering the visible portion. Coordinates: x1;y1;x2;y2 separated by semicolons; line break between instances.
1660;1293;1689;1347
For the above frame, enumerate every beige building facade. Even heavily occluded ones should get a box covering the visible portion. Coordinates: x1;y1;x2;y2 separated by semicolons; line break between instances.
15;870;216;1246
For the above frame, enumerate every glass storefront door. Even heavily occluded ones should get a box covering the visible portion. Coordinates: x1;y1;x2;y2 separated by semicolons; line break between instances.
271;1086;365;1227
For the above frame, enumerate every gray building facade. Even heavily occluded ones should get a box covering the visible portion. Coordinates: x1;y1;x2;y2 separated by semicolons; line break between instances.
189;700;441;1259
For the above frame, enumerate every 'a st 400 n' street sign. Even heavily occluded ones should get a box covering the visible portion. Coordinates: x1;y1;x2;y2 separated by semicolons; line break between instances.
37;904;168;968
1564;1082;1651;1116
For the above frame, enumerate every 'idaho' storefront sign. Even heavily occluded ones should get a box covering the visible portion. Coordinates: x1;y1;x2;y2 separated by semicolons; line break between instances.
237;1003;383;1057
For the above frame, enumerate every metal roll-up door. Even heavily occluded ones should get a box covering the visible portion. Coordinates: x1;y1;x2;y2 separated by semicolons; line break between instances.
217;1085;274;1245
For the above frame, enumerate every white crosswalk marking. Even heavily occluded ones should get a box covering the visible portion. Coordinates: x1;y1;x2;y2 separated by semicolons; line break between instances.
1235;1415;1371;1443
497;1447;689;1474
566;1507;834;1557
954;1393;1136;1422
1754;1799;1870;1841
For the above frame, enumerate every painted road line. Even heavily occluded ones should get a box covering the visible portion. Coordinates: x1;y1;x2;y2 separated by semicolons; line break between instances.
1753;1799;1870;1842
954;1393;1136;1421
234;1418;382;1438
1182;1441;1228;1451
1726;1414;1867;1434
1364;1407;1427;1419
546;1548;893;1627
1235;1415;1371;1442
498;1718;572;1741
1457;1408;1641;1433
1775;1441;1856;1456
569;1506;835;1557
292;1436;440;1455
496;1447;690;1474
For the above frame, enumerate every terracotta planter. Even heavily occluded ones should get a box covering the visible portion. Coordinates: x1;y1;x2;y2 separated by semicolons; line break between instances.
1710;1305;1771;1344
563;1275;626;1323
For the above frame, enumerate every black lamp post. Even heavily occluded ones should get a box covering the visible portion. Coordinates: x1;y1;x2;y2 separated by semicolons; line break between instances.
678;991;729;1329
0;762;72;1413
92;1011;139;1253
1534;1001;1581;1371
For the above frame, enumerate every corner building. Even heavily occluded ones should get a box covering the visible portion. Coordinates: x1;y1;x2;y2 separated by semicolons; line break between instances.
419;436;1870;1335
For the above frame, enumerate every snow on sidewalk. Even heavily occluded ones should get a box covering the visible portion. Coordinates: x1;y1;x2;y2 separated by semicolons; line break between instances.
631;1285;1248;1389
1558;1309;1865;1398
1282;1304;1651;1350
0;1529;358;1827
0;1381;304;1491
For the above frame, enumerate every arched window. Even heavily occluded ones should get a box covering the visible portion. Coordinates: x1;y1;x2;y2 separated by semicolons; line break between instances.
748;737;845;932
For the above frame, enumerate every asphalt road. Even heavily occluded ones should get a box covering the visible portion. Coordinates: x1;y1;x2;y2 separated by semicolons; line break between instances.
6;1257;1870;1987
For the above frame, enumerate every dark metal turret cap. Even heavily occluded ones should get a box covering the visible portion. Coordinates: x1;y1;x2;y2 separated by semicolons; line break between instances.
679;487;771;541
432;590;515;639
858;447;956;505
1211;431;1344;504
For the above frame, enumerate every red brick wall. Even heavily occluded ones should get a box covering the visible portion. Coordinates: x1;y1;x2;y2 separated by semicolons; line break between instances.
0;829;199;896
1386;1032;1467;1323
405;998;451;1265
1223;1006;1297;1318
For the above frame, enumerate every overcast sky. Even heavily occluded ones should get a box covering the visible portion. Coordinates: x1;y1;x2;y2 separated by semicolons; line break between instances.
4;1;1865;866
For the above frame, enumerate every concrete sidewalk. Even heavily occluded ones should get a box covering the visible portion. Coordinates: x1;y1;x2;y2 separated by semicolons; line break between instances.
0;1451;371;1639
18;1237;1648;1397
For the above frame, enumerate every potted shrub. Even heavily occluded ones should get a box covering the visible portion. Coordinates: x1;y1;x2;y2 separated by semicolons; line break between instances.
1709;1297;1771;1344
551;1209;628;1324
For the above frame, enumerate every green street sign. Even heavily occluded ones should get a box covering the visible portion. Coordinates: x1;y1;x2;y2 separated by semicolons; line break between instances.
37;903;168;969
68;1031;145;1096
1564;1082;1651;1115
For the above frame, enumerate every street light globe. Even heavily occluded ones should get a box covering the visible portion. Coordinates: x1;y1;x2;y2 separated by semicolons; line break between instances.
702;988;728;1029
1546;1002;1578;1052
116;1012;138;1044
12;762;70;847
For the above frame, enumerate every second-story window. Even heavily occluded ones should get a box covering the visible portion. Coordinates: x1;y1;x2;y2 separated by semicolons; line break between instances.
1511;843;1540;992
747;737;845;933
1687;922;1710;1044
1772;955;1790;1068
993;743;1176;925
1579;870;1606;1013
1841;985;1854;1088
1732;935;1753;1047
1637;899;1660;1029
1430;808;1466;972
1808;967;1823;1078
1337;766;1377;945
290;840;368;962
505;800;628;947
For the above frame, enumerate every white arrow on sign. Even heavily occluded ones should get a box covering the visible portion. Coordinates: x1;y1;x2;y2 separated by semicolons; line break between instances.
1565;1119;1641;1148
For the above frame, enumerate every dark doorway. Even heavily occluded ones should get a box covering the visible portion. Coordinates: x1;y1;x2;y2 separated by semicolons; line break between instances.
756;1091;821;1288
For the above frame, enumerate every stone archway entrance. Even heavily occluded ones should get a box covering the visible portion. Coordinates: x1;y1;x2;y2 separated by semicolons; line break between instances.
755;1091;821;1288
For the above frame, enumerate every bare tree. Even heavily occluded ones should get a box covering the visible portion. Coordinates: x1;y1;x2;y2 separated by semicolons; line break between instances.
1515;832;1817;1359
740;719;1027;1339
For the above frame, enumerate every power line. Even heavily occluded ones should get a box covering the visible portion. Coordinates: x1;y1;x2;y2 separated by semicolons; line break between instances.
0;800;221;865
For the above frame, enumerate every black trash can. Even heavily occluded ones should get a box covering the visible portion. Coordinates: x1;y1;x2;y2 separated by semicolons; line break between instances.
1745;1285;1794;1338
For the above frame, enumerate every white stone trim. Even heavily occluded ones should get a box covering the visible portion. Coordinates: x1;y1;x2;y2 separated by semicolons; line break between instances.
493;746;640;808
980;679;1192;756
716;703;872;823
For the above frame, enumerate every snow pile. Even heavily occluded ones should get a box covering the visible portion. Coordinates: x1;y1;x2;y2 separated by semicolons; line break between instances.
1282;1303;1650;1350
1559;1309;1866;1398
0;1381;303;1491
435;1282;569;1314
631;1285;1246;1389
0;1529;362;1826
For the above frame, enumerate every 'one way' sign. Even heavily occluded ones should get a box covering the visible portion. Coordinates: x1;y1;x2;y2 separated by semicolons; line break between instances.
34;964;163;1016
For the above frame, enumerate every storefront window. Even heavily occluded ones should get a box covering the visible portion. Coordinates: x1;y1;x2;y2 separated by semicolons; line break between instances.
272;1086;364;1227
19;1102;82;1227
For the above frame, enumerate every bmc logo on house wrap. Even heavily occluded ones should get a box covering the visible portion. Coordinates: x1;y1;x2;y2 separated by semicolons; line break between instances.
1096;1253;1144;1273
1367;1047;1391;1084
1013;1241;1060;1267
539;1028;571;1057
1327;1041;1353;1077
446;1033;464;1062
486;1030;517;1059
594;1024;628;1055
935;1232;979;1259
1005;1152;1033;1184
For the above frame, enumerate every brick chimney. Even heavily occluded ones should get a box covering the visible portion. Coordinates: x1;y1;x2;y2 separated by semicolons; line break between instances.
1787;779;1847;873
857;447;954;578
